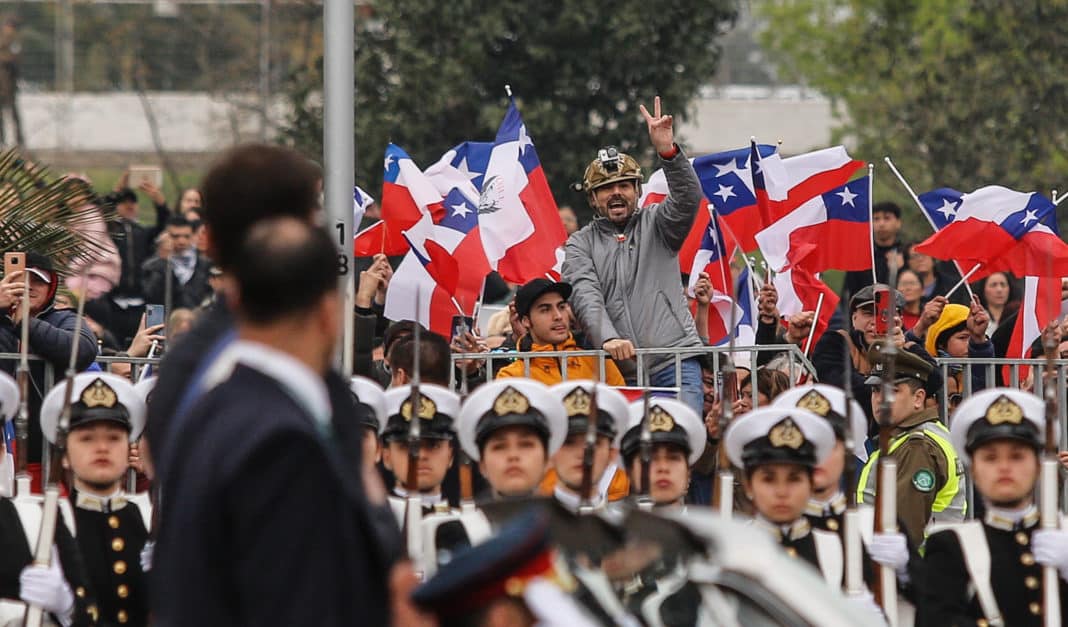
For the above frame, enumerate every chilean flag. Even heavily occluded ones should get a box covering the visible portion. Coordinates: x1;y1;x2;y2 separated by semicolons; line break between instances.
355;144;445;257
773;265;839;352
685;213;740;345
399;188;489;310
755;176;872;273
449;141;493;192
479;100;567;284
913;186;1068;281
754;145;864;225
1003;276;1061;385
639;145;776;263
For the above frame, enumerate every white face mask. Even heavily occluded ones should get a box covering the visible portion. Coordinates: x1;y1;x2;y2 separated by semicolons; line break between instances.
0;453;12;498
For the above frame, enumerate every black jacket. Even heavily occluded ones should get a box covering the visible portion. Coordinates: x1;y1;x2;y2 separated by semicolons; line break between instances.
919;520;1068;626
0;306;97;462
0;498;98;626
152;364;396;626
106;202;170;299
140;253;213;311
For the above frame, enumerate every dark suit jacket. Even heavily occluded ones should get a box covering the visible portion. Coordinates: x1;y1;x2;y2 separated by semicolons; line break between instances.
152;364;395;626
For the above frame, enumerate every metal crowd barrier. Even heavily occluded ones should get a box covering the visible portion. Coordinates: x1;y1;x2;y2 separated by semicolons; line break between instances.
450;343;818;410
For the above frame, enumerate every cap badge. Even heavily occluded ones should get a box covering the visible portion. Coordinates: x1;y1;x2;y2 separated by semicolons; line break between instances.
769;417;805;449
401;393;437;421
81;378;118;409
796;390;831;417
648;405;675;432
493;386;530;417
562;387;591;417
985;395;1024;425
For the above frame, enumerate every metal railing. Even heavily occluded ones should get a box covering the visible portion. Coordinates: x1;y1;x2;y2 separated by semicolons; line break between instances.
450;343;818;410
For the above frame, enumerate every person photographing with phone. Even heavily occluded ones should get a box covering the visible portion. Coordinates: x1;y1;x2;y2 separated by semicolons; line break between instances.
0;252;97;490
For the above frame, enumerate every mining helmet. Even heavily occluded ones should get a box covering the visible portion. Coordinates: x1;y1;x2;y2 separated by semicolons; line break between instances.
582;147;643;199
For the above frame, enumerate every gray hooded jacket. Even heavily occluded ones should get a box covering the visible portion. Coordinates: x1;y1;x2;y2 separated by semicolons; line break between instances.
562;150;703;378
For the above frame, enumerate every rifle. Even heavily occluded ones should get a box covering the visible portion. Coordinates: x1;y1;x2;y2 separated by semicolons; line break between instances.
13;269;29;493
23;271;88;627
872;265;900;624
840;291;864;597
578;383;599;514
1040;317;1061;626
404;316;424;577
636;389;653;512
711;282;740;517
457;367;475;514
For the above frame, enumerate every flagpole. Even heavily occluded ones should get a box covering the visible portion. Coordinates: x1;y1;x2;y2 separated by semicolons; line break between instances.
883;156;975;300
472;275;487;328
944;263;982;301
802;292;825;358
450;296;467;318
868;163;876;285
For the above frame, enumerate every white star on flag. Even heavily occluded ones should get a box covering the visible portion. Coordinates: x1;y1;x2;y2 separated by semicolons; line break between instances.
1020;209;1039;227
517;124;534;155
836;186;858;207
451;202;472;218
713;159;746;179
384;154;395;172
937;199;958;221
456;157;481;183
713;184;736;202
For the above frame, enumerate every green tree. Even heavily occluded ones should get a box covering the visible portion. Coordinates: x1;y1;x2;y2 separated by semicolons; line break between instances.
755;0;1068;238
281;0;738;219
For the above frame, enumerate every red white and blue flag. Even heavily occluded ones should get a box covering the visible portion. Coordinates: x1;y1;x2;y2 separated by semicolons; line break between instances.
914;186;1068;281
355;144;446;257
448;141;493;192
753;145;864;226
755;176;872;273
1003;276;1062;384
639;145;776;271
478;100;566;283
684;209;739;345
773;264;839;351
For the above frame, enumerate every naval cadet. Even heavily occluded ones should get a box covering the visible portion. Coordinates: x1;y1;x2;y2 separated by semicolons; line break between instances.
0;370;99;626
919;388;1068;626
42;373;150;627
381;383;461;522
456;379;567;504
724;406;854;588
619;397;706;509
349;376;387;471
545;381;629;513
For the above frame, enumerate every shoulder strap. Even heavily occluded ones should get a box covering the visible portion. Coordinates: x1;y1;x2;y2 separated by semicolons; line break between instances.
948;522;1004;627
812;529;843;589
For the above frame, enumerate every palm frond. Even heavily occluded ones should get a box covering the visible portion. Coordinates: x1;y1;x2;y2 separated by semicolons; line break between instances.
0;150;116;277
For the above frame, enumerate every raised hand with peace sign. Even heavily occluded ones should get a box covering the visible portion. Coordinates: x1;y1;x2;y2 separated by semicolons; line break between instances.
639;96;676;155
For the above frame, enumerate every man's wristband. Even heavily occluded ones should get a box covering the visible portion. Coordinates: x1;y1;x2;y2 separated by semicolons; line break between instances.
354;304;375;316
658;143;680;160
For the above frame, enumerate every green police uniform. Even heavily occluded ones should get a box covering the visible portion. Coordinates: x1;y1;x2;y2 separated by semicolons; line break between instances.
856;346;967;548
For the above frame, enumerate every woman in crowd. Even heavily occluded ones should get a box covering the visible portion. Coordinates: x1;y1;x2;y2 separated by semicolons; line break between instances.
896;268;925;331
975;271;1019;336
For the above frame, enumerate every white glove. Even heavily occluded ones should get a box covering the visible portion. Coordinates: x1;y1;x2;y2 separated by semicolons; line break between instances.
846;590;887;623
140;540;155;572
19;547;75;626
1032;529;1068;581
868;532;909;576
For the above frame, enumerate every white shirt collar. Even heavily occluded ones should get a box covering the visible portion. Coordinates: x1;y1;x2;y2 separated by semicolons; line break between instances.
203;340;332;430
553;485;604;513
392;486;446;508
